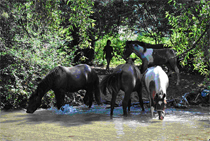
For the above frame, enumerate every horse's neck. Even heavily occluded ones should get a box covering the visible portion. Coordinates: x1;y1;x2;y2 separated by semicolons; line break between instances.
133;45;153;59
144;49;153;55
133;45;144;53
37;83;50;98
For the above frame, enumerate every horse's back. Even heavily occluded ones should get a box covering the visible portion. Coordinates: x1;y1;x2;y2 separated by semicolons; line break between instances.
116;63;142;91
55;64;98;91
144;66;169;93
115;63;141;78
146;66;168;81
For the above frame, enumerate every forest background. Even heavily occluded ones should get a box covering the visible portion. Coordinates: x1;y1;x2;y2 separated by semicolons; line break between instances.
0;0;209;109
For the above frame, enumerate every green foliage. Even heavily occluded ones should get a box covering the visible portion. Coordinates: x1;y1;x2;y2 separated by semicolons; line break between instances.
94;35;126;66
59;0;95;46
94;33;143;67
166;0;210;76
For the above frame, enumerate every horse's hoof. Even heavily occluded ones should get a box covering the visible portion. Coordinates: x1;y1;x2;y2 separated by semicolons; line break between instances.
123;113;128;117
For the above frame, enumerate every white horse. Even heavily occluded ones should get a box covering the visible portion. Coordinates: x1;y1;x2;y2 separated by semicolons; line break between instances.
142;66;169;120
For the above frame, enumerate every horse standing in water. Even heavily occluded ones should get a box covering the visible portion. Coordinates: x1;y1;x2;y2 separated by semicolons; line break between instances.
26;64;101;113
100;58;145;116
123;41;180;85
143;66;169;120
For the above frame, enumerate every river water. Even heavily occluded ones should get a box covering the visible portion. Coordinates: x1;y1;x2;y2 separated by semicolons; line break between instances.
0;104;209;141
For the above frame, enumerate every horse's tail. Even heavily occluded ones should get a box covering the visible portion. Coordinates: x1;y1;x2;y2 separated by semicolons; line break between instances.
92;71;102;104
100;72;121;96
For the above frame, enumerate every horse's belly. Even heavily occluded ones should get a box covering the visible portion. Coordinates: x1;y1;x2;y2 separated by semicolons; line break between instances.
66;81;87;92
53;77;87;92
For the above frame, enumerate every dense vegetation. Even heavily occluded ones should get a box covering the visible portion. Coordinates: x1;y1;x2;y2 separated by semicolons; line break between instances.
0;0;209;109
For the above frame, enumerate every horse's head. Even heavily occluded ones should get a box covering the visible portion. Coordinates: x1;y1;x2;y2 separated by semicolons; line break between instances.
123;41;133;59
26;89;42;113
154;91;167;120
123;41;146;60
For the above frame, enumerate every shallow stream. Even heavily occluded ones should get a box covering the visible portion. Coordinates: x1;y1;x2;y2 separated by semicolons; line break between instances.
0;104;209;140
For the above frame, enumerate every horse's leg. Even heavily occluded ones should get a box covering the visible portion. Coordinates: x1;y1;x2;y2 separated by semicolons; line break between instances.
166;64;173;77
148;85;156;118
174;65;180;85
122;91;131;116
168;58;180;85
137;85;145;111
93;79;102;105
54;90;65;110
110;92;117;117
128;98;131;112
147;90;153;118
86;89;93;108
83;93;89;106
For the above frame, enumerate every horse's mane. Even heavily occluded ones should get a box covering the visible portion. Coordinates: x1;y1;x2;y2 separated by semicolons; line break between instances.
37;66;62;97
127;40;171;52
126;41;147;52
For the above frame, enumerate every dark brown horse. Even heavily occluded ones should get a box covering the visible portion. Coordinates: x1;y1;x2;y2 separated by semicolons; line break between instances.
26;64;101;113
100;58;145;116
123;41;180;85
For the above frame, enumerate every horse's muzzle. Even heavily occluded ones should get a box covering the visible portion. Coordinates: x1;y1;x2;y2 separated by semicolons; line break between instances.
156;100;166;120
158;111;165;120
26;106;36;113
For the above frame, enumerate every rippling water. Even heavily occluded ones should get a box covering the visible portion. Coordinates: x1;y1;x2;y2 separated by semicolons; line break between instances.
0;104;209;140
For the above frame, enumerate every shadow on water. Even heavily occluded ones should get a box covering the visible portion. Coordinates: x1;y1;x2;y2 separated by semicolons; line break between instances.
0;104;156;127
22;104;154;127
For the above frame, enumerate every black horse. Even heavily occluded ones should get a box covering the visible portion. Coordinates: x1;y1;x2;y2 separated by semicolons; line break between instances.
124;41;180;85
100;58;145;116
26;64;101;113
